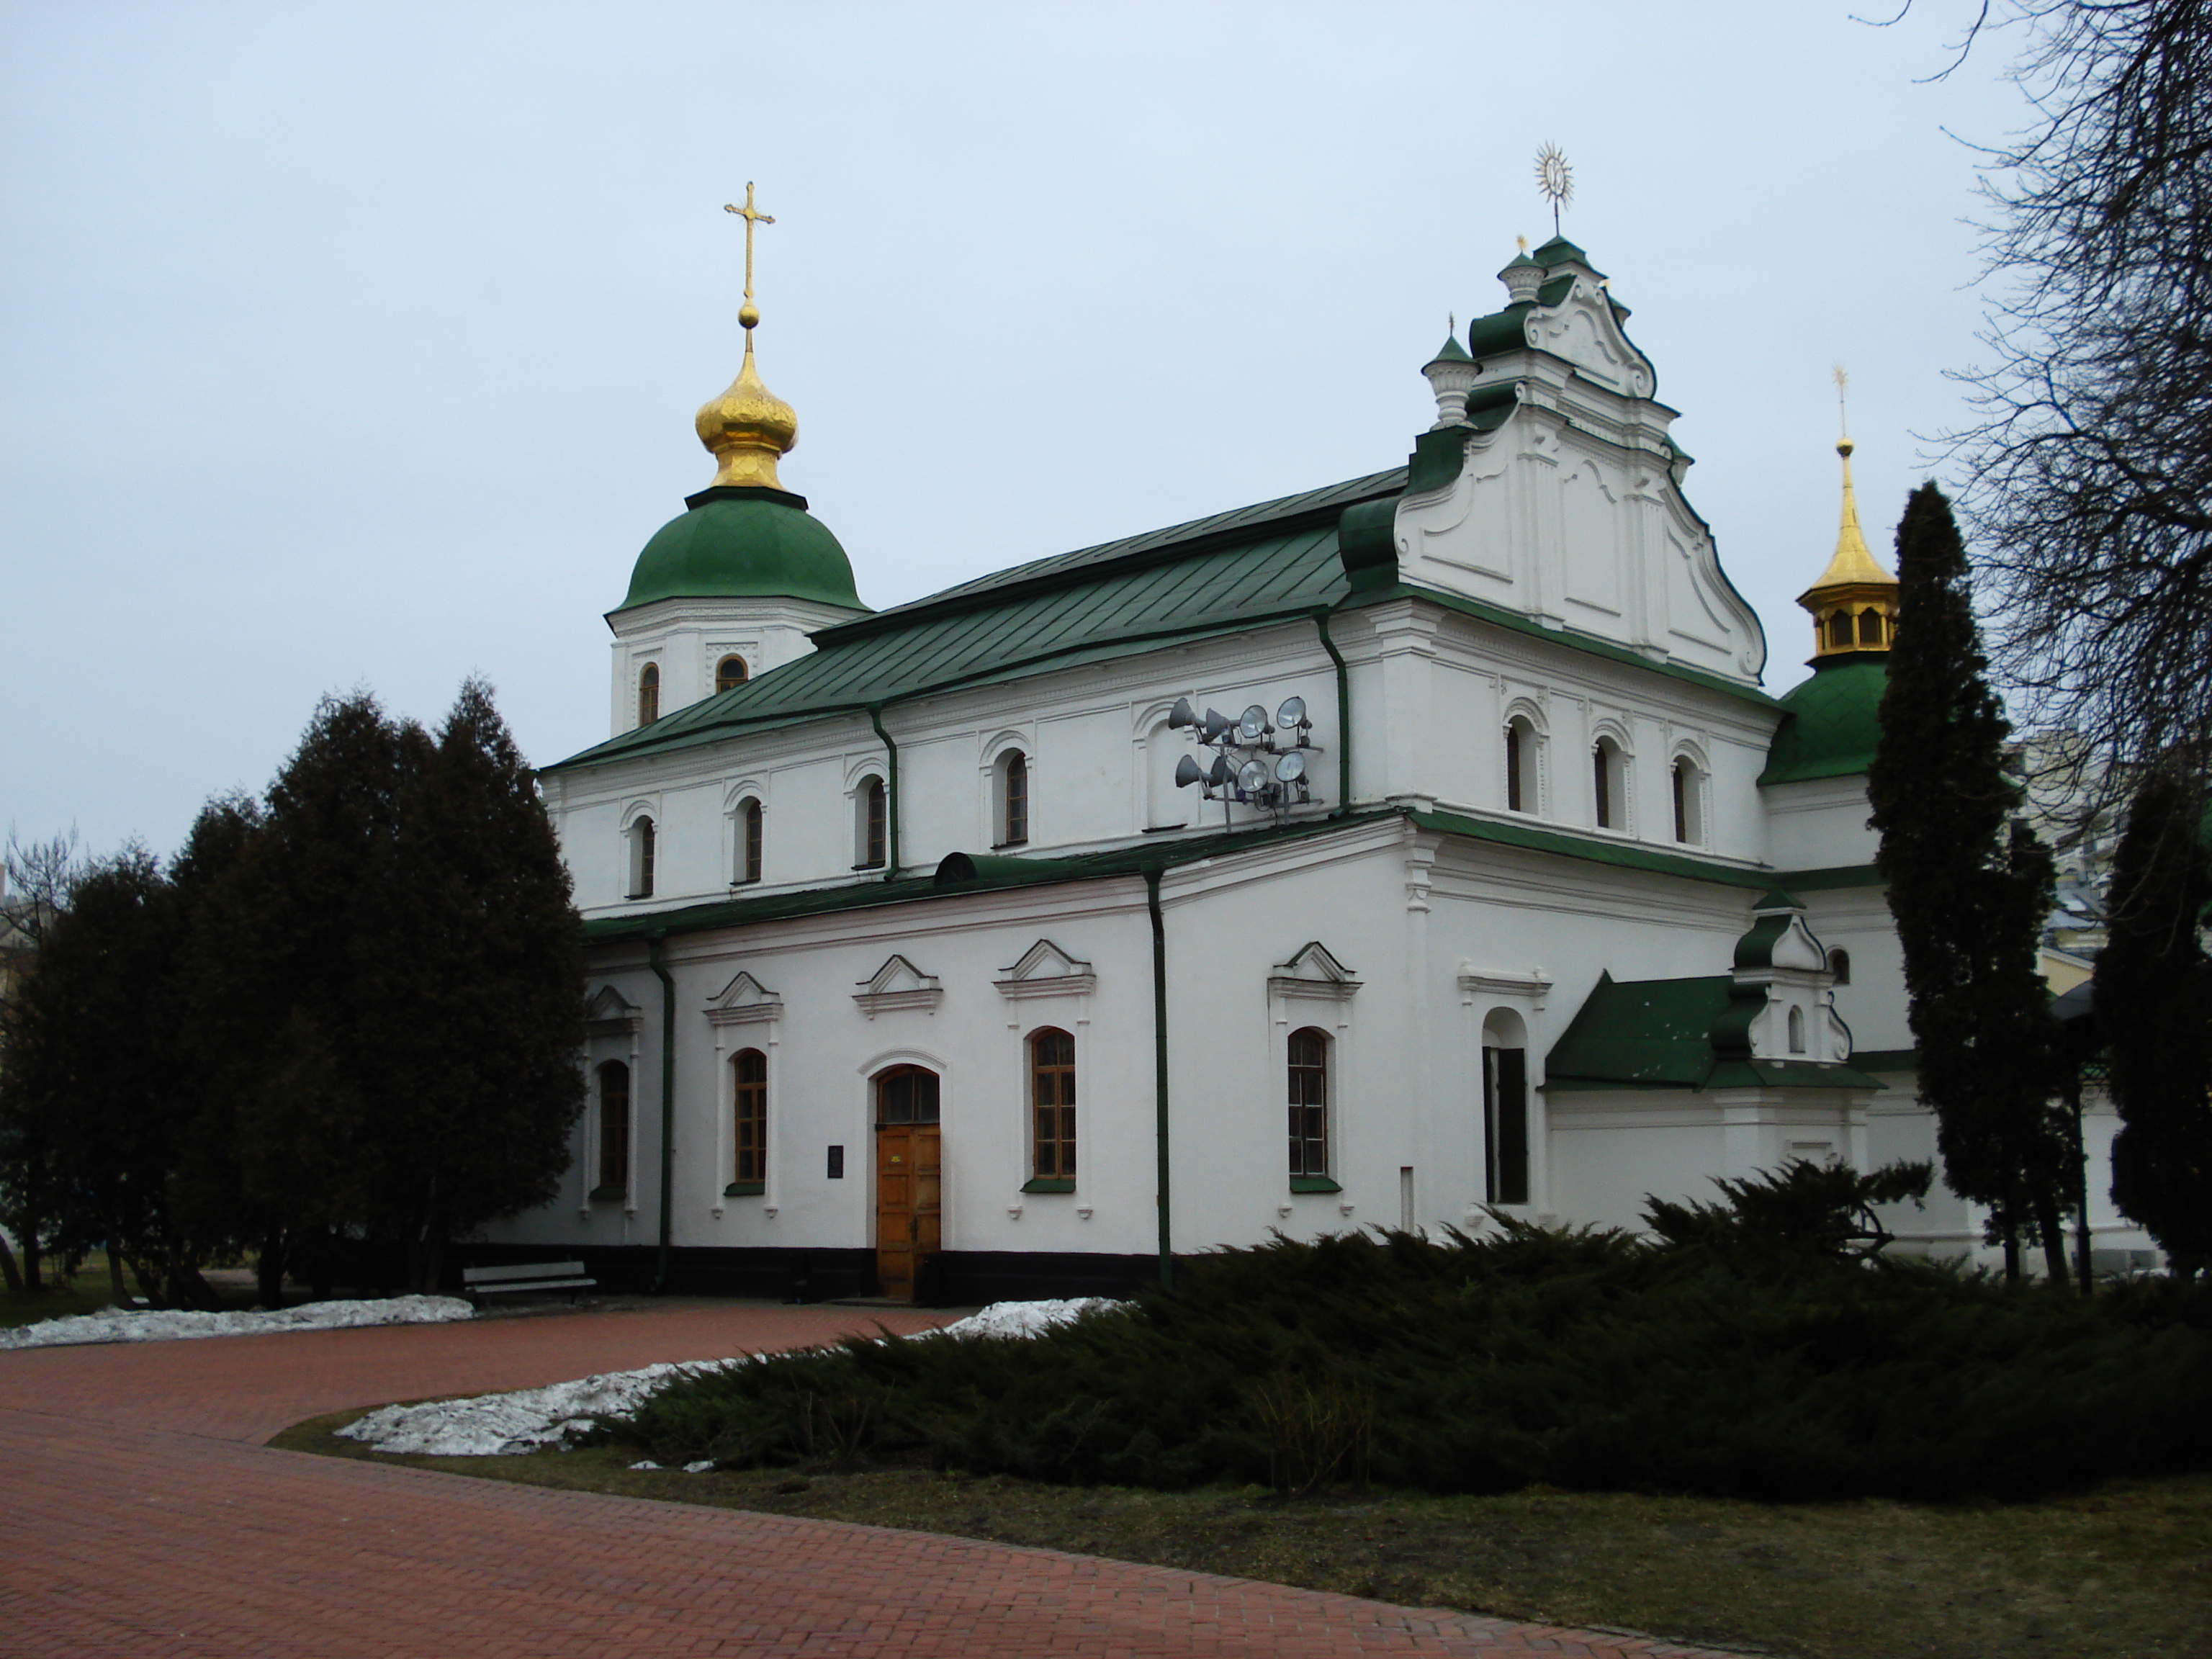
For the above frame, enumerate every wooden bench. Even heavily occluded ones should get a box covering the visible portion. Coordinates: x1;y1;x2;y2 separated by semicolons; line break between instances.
462;1261;596;1309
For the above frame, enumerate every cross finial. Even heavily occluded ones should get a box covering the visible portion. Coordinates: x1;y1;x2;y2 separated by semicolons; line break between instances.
1534;143;1573;238
1833;362;1851;437
722;182;776;328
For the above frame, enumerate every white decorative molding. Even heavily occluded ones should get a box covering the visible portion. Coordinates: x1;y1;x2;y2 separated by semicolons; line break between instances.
994;938;1098;999
1267;940;1363;1005
584;984;644;1038
1457;964;1553;1012
853;953;944;1018
705;969;783;1028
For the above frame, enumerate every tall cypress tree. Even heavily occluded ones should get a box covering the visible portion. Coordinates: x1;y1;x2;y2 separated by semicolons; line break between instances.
370;678;584;1290
2095;767;2212;1276
1867;482;2075;1282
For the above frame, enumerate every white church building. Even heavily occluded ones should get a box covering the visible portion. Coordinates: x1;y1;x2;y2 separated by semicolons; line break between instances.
487;233;2140;1302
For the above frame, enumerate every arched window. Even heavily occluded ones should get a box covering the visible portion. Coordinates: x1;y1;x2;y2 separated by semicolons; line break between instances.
997;750;1029;848
1827;611;1853;649
731;1048;767;1191
1482;1010;1529;1205
1593;735;1627;831
626;816;656;899
856;777;886;870
1787;1006;1807;1053
875;1064;940;1124
1671;756;1704;845
1829;948;1851;986
1857;608;1884;647
1504;716;1540;814
638;662;660;726
594;1061;630;1200
715;655;749;693
737;799;763;885
1029;1028;1076;1182
1287;1028;1329;1179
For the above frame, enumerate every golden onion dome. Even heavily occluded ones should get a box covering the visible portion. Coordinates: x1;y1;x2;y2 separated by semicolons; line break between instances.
694;330;798;490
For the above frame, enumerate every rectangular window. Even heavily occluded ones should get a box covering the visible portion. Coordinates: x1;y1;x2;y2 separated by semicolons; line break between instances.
862;779;886;869
732;1048;768;1187
875;1066;940;1125
1287;1028;1328;1178
595;1062;631;1199
741;799;763;884
1030;1028;1076;1180
1483;1046;1529;1205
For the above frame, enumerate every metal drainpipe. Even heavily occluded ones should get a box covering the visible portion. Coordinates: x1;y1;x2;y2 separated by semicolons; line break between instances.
867;703;901;880
1146;865;1173;1290
647;932;676;1295
1313;609;1352;813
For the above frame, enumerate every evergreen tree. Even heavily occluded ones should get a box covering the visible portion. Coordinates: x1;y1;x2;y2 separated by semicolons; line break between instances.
2095;766;2212;1274
368;678;585;1289
1867;482;2076;1282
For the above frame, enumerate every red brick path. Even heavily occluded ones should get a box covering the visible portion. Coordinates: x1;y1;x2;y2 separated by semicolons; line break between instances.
0;1304;1739;1657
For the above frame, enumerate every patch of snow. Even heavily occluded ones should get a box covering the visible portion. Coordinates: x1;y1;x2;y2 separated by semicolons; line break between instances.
922;1297;1114;1341
630;1460;662;1471
340;1298;1118;1458
683;1460;715;1473
0;1295;474;1352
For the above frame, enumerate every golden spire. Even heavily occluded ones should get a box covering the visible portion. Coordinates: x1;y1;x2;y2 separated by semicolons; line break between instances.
695;184;798;490
1797;368;1899;659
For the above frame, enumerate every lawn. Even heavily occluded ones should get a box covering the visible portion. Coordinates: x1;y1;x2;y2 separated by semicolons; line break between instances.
0;1252;123;1331
278;1407;2212;1659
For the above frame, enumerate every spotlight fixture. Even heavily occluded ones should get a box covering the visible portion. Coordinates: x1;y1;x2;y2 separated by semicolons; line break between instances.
1169;685;1325;813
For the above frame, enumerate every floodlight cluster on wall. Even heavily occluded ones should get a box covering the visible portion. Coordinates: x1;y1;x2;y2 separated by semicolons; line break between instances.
1167;695;1321;810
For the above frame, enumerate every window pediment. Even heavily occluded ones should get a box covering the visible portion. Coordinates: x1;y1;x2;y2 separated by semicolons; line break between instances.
854;953;944;1017
585;984;643;1037
1267;940;1362;1003
706;968;783;1027
996;938;1097;999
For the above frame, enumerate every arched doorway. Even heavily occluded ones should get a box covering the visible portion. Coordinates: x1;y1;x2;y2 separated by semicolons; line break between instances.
872;1064;941;1301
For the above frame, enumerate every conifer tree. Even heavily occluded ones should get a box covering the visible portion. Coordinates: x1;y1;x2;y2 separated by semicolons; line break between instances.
2095;766;2212;1275
1867;482;2076;1281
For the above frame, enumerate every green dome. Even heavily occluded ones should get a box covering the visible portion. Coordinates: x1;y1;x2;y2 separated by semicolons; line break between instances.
616;487;866;613
1758;654;1888;786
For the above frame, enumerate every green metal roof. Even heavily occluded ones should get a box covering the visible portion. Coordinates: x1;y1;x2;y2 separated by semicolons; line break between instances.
1545;970;1880;1094
553;469;1405;773
1759;654;1889;786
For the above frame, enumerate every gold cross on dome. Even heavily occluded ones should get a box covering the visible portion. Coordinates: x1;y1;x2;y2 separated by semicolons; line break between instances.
723;183;775;301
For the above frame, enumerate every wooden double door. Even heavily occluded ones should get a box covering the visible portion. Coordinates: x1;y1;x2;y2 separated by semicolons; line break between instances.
873;1066;941;1302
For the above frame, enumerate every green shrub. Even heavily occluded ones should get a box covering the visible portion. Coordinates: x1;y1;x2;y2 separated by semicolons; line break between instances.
613;1167;2212;1502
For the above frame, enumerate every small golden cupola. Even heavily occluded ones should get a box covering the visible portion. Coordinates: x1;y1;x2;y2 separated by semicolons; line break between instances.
1796;371;1899;660
694;182;799;490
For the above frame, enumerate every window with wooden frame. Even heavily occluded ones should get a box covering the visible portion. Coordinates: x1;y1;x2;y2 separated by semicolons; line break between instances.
627;816;656;899
715;655;749;693
1028;1027;1075;1187
737;799;763;885
857;777;886;869
638;662;660;726
729;1048;767;1194
997;750;1029;847
1287;1027;1330;1181
1482;1039;1529;1205
594;1061;630;1200
874;1064;940;1125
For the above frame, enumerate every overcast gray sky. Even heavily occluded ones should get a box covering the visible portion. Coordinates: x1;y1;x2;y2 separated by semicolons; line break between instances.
2;1;2029;860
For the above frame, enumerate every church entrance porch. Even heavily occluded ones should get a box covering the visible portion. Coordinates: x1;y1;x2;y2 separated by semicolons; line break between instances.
873;1064;943;1302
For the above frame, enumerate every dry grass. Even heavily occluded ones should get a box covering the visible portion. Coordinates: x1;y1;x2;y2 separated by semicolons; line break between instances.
278;1408;2212;1659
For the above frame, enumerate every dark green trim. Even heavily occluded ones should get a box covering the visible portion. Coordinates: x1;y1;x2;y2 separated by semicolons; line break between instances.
1290;1176;1342;1195
588;1184;626;1202
1313;610;1352;809
1779;865;1887;891
1020;1178;1076;1195
1146;864;1172;1291
1408;426;1472;495
1852;1048;1917;1072
723;1181;765;1198
684;484;809;512
868;704;901;881
1409;807;1776;889
648;935;677;1295
1348;581;1781;711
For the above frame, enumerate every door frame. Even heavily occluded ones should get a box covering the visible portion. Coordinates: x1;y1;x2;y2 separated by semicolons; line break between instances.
858;1046;951;1265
